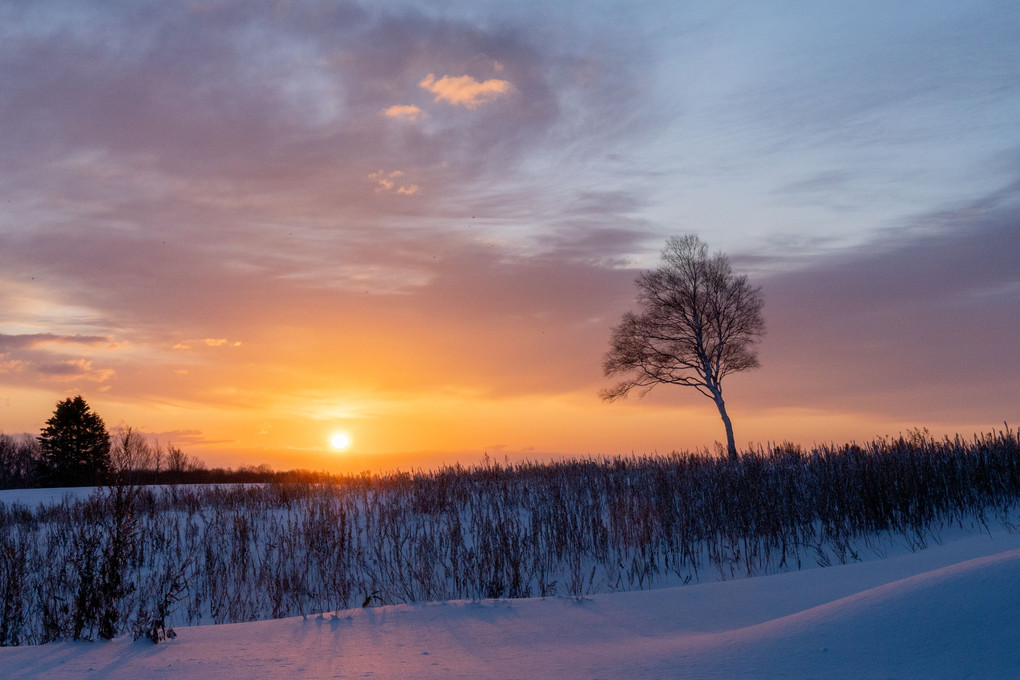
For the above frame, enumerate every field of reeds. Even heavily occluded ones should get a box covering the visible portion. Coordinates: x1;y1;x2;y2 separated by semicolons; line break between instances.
0;427;1017;646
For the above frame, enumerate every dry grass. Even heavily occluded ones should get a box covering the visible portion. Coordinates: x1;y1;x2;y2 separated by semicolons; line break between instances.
0;426;1017;645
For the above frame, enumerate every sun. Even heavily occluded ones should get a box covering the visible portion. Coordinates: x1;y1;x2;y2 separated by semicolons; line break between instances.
330;432;351;451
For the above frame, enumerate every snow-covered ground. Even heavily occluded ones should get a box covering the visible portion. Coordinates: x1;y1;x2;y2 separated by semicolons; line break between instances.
3;526;1018;679
0;486;96;507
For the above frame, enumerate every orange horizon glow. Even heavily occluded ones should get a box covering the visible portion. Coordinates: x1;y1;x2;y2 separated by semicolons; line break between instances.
0;379;1006;475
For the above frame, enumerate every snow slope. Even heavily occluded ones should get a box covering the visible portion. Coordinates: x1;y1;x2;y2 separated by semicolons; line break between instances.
3;529;1018;679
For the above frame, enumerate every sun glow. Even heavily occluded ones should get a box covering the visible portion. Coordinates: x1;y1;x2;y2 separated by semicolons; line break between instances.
330;432;351;451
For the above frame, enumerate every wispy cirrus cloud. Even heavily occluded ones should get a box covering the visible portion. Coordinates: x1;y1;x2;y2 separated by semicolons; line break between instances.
742;180;1020;423
0;333;111;349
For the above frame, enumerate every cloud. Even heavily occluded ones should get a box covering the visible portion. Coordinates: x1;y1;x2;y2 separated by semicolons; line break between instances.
35;358;115;382
382;105;424;121
369;170;402;192
0;333;119;388
0;0;651;282
369;170;419;195
743;182;1020;422
201;338;241;347
419;73;515;109
149;429;212;445
173;339;242;350
0;333;111;349
0;355;27;375
0;1;597;213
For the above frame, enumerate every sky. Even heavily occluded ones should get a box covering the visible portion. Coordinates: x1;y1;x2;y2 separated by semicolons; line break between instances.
1;0;1018;473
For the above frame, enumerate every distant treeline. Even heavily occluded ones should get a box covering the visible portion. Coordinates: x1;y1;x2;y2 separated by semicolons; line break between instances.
0;426;1017;646
2;394;340;490
0;432;332;489
104;465;337;486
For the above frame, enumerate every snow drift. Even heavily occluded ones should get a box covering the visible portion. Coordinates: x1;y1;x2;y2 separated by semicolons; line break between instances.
3;529;1018;679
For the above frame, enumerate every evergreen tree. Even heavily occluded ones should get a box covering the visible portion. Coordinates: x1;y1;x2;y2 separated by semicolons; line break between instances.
37;395;111;486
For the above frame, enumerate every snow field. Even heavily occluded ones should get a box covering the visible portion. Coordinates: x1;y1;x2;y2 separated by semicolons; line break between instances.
3;528;1019;679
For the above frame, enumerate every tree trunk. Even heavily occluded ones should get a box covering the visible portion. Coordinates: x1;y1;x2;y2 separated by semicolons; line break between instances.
713;393;738;460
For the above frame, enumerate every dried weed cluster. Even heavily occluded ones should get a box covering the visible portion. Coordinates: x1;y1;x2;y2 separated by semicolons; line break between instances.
1;427;1017;645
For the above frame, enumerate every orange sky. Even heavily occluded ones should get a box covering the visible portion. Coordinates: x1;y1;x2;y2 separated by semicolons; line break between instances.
1;1;1017;473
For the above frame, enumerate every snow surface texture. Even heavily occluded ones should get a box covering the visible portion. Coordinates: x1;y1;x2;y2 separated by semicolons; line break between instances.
3;529;1018;679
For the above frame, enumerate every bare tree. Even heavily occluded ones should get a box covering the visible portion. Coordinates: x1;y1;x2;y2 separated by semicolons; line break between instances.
109;426;154;484
162;443;203;478
601;234;765;459
163;443;188;475
0;432;41;488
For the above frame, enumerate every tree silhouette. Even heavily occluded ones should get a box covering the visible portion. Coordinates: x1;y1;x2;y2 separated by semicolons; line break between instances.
37;395;111;486
601;235;765;459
